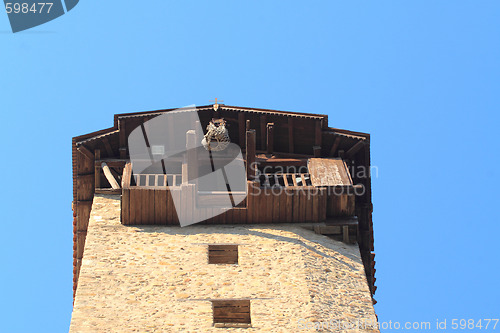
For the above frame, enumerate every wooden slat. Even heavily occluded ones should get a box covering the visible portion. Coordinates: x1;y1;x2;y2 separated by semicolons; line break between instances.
292;189;300;222
265;188;273;223
288;117;294;153
312;188;319;222
121;188;130;224
272;186;280;222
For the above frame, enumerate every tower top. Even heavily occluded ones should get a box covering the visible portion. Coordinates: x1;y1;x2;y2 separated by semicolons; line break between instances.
209;98;224;111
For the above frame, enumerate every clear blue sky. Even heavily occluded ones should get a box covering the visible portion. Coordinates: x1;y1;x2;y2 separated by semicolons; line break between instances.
1;1;499;332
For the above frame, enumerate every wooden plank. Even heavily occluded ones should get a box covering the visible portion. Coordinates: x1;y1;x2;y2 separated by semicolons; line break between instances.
102;137;114;157
292;189;300;222
312;189;319;222
122;188;130;224
119;118;127;158
266;188;273;223
129;188;138;224
260;115;267;150
305;189;313;222
299;188;307;222
343;225;350;243
246;130;256;181
329;136;341;157
288;118;294;153
266;123;274;154
238;112;245;147
279;187;287;222
272;186;280;222
101;162;121;189
315;119;322;147
308;158;353;187
319;188;327;221
285;188;293;222
94;149;101;189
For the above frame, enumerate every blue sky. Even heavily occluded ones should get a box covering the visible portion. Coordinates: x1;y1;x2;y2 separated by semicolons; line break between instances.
1;1;499;332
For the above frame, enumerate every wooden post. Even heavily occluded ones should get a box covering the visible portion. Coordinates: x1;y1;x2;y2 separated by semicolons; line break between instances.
330;136;341;157
246;119;251;132
315;119;322;147
246;129;256;181
94;149;101;189
288;118;294;153
186;130;197;184
260;115;267;150
266;123;274;154
238;113;245;147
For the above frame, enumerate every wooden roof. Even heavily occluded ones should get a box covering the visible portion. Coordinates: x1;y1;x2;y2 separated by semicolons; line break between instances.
72;104;376;302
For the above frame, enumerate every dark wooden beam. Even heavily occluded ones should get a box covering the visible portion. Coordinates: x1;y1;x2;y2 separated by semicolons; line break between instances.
246;129;256;180
329;136;341;157
94;149;101;188
102;137;114;157
346;140;366;158
238;113;245;147
246;119;251;132
266;123;274;154
315;120;322;147
288;118;294;153
260;115;267;150
77;144;94;161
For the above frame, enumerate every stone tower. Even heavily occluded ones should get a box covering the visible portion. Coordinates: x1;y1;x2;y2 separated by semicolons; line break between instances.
70;105;378;332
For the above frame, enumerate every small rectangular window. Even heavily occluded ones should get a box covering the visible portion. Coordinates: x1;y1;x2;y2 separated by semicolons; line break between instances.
212;300;251;328
208;245;238;265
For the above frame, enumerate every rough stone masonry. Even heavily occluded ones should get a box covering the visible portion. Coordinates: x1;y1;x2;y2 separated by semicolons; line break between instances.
70;194;378;332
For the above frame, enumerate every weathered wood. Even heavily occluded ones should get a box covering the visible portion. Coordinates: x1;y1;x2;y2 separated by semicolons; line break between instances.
246;119;251;132
102;137;114;157
119;118;127;158
346;140;365;158
343;225;350;243
121;162;132;188
246;130;256;181
238;113;245;147
315;120;322;147
260;115;267;150
94;149;101;189
330;136;341;157
77;145;94;161
101;162;120;189
266;123;274;154
121;188;130;224
288;118;294;153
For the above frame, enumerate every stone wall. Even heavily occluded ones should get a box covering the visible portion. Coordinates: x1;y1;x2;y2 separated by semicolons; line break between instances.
70;194;378;332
